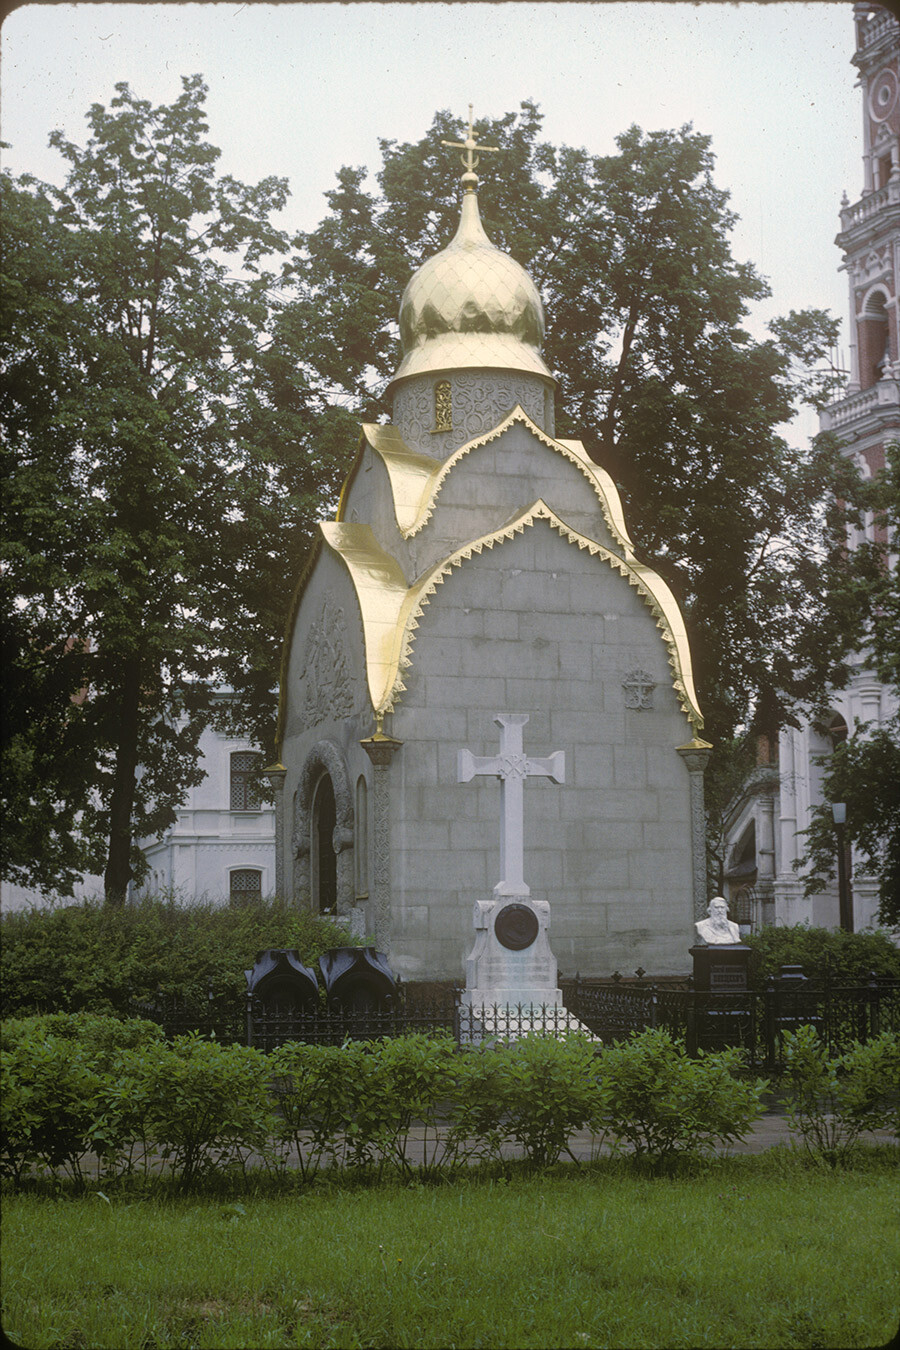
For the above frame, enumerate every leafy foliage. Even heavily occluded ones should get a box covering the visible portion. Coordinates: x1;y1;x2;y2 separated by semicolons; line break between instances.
780;1026;900;1166
1;1020;778;1191
287;105;861;747
798;442;900;924
1;1026;103;1188
493;1033;602;1167
0;895;350;1018
130;1035;276;1189
743;924;900;989
1;77;356;901
595;1028;766;1167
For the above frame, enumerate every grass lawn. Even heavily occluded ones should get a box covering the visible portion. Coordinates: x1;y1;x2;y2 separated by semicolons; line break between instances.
2;1152;897;1349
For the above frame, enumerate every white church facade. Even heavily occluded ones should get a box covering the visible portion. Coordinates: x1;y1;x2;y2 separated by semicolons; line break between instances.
722;2;899;934
272;125;711;982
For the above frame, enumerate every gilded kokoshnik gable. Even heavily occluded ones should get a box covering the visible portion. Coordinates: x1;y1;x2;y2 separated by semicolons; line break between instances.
275;114;710;981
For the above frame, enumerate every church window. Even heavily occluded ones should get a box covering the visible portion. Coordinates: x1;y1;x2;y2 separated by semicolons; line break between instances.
312;773;337;914
230;868;262;903
355;776;369;899
822;713;848;748
432;380;452;432
230;751;262;810
859;290;890;388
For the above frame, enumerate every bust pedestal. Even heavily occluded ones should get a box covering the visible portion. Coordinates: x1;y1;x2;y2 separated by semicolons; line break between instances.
689;943;751;991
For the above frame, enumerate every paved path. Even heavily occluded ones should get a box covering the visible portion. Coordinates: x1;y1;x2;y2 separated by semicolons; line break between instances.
268;1113;896;1169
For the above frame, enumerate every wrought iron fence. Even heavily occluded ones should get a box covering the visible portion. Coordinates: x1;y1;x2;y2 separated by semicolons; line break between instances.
129;972;899;1070
563;972;900;1069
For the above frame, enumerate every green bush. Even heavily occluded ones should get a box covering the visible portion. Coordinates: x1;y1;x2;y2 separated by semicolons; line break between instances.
495;1034;603;1166
359;1032;460;1177
1;1028;102;1188
0;1011;163;1062
267;1040;356;1181
744;924;900;989
132;1035;277;1189
780;1026;900;1166
0;895;351;1017
595;1028;767;1167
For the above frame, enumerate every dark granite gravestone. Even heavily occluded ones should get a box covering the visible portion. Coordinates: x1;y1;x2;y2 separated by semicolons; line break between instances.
244;948;320;1013
318;946;396;1014
689;943;751;992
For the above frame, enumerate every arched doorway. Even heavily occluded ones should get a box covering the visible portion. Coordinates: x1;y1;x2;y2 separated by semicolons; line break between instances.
292;741;355;915
312;773;337;915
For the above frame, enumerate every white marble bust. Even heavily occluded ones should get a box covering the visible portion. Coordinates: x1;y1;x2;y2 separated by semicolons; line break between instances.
695;896;741;945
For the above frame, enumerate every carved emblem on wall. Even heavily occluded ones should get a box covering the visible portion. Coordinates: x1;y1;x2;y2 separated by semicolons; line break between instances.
623;668;656;710
432;380;452;432
300;594;355;727
393;371;548;451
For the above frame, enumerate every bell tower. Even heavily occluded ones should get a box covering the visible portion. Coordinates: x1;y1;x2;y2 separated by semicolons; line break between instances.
822;1;900;473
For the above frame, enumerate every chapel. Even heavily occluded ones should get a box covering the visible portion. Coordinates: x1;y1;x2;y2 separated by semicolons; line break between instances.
271;117;711;981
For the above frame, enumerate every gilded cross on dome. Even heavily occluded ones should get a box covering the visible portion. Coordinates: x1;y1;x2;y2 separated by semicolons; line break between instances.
442;105;498;184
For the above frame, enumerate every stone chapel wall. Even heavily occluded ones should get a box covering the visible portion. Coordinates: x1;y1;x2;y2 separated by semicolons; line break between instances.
386;519;695;980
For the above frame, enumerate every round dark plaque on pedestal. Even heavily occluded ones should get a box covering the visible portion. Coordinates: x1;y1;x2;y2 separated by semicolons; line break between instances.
495;903;539;951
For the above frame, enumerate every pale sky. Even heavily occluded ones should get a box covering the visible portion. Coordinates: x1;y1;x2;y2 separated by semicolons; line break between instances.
1;1;862;439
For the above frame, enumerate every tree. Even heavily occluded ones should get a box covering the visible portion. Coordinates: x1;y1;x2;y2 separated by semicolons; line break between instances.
799;442;900;925
1;77;355;902
284;104;860;746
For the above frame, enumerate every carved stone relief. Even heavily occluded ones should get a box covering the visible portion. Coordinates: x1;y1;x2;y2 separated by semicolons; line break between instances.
622;668;657;711
392;370;552;455
299;592;355;729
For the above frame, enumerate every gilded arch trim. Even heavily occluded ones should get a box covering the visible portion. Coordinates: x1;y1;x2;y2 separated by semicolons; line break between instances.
321;501;703;733
348;409;637;551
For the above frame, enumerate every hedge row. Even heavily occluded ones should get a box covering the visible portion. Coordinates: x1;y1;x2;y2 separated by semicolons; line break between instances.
742;924;900;987
3;1016;897;1190
0;896;351;1018
3;902;899;1025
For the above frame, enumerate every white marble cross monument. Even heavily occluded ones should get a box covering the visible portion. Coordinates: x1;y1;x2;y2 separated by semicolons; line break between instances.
458;713;565;898
457;714;589;1033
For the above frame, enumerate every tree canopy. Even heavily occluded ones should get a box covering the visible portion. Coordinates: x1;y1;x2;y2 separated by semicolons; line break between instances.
286;103;861;746
1;76;353;901
3;91;874;904
798;442;900;925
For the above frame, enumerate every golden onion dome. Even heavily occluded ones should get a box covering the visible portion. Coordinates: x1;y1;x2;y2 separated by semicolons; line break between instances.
389;176;554;388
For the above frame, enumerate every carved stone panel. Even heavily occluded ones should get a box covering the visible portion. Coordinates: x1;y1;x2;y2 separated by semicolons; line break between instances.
623;668;657;711
299;593;355;730
392;370;552;455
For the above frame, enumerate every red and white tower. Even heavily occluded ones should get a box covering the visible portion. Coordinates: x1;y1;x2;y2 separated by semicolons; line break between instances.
725;4;899;934
821;2;900;472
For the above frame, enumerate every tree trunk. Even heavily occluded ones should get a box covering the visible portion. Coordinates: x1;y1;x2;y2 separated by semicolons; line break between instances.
103;656;143;907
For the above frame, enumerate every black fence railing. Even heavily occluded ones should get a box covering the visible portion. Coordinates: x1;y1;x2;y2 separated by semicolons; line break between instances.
563;973;900;1070
129;973;899;1071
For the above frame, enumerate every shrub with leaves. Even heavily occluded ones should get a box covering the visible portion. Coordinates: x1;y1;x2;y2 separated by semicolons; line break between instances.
495;1034;603;1167
743;925;900;989
444;1045;517;1167
1;1025;102;1188
0;1011;162;1061
362;1033;460;1177
780;1026;900;1167
595;1028;767;1167
0;896;350;1018
267;1040;356;1181
135;1035;277;1189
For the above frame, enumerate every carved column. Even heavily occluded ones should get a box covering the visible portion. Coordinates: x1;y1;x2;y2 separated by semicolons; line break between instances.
750;765;780;927
360;729;403;953
263;763;287;899
677;738;713;921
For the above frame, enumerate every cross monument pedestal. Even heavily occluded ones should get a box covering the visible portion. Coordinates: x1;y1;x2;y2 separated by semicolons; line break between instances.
456;714;595;1039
